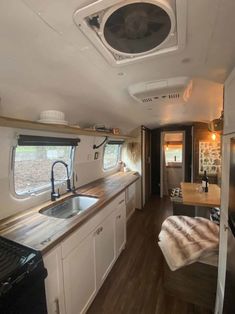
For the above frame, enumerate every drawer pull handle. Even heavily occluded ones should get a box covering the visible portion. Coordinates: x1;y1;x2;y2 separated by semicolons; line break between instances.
96;227;103;235
117;215;121;219
119;199;124;205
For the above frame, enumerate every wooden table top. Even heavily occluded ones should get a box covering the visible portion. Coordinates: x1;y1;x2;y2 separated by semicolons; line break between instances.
0;171;139;254
181;182;221;208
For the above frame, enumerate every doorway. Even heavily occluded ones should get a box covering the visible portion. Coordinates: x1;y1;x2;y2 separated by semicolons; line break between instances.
160;131;185;197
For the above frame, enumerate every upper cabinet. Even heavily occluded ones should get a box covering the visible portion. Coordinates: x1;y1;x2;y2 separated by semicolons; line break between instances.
224;68;235;135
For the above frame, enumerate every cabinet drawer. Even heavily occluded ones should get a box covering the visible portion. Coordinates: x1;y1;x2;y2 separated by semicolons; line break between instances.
113;192;125;207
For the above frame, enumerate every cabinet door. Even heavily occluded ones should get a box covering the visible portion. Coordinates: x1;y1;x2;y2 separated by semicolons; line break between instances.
43;246;65;314
94;213;115;287
115;200;126;256
126;183;136;220
63;233;96;314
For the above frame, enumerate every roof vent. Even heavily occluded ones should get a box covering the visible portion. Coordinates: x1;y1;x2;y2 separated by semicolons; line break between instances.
73;0;187;66
128;77;193;104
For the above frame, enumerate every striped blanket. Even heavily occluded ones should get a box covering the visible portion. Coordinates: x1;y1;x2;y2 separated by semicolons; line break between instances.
158;215;219;271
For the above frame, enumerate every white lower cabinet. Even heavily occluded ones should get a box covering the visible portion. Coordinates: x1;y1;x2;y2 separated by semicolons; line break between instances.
94;212;115;287
126;182;137;220
43;246;66;314
44;192;127;314
63;233;96;314
115;199;126;255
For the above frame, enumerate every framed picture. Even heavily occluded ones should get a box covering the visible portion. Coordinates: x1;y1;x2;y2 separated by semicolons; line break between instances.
199;141;221;175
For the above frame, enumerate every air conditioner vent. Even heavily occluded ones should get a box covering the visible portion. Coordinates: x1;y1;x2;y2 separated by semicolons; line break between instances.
142;98;153;103
169;93;180;99
74;0;187;66
129;77;193;104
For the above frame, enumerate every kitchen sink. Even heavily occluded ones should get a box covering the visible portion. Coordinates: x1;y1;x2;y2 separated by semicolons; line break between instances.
39;195;99;219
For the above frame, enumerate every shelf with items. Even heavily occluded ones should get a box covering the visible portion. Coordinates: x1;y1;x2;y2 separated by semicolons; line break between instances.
0;115;134;140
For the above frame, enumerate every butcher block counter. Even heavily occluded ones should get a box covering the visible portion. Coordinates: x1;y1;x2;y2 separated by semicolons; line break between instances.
0;171;139;254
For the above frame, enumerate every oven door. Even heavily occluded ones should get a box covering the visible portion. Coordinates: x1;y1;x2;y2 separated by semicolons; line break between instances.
0;260;48;314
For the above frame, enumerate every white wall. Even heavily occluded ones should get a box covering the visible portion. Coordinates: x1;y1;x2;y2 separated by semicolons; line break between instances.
0;127;119;220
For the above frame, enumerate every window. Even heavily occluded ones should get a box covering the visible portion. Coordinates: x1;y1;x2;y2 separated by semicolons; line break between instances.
165;144;183;165
13;135;79;196
103;141;122;170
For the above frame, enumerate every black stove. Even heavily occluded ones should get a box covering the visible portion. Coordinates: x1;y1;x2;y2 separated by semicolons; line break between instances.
0;236;48;314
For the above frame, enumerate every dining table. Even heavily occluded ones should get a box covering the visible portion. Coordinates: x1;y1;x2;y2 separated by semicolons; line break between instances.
180;182;221;217
181;182;221;207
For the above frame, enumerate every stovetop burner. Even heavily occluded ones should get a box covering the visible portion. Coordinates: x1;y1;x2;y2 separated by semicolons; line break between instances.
0;237;36;282
0;236;43;297
0;236;48;314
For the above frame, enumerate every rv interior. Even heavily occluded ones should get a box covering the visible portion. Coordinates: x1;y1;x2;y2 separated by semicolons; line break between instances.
0;0;235;313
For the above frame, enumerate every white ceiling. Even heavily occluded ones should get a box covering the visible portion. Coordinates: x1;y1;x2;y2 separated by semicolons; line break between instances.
0;0;234;133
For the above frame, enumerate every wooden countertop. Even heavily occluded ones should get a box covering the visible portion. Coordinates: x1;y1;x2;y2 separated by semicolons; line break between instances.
0;172;139;254
181;182;221;207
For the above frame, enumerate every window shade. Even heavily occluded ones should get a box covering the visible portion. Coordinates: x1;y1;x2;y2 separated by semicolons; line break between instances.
107;139;125;145
17;135;80;146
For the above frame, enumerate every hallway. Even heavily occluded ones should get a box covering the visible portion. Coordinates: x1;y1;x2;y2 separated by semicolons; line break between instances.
87;196;213;314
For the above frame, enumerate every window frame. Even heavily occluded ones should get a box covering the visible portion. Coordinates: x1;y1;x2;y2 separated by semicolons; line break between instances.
103;142;122;171
11;142;76;198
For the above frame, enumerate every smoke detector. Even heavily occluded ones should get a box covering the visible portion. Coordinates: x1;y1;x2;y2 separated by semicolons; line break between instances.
73;0;187;66
128;77;193;104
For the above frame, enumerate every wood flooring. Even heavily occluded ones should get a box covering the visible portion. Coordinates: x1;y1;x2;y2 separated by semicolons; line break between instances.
87;196;215;314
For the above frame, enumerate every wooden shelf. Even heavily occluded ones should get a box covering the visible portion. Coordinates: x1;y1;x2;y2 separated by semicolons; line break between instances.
0;116;134;140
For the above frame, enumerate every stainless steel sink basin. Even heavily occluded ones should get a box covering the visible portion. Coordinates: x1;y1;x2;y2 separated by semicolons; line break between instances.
39;195;99;219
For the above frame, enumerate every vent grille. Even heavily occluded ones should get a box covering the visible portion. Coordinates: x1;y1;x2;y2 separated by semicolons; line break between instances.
169;93;180;99
142;98;153;103
142;93;180;103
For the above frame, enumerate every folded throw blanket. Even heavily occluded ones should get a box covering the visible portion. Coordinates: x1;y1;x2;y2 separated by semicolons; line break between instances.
158;215;219;271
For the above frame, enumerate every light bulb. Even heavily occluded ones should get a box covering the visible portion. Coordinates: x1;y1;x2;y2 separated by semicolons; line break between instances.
211;133;216;141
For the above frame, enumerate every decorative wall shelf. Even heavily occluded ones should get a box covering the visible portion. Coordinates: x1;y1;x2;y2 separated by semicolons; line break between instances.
0;116;134;140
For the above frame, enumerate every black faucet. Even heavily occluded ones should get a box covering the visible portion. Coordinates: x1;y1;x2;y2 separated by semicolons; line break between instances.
51;160;71;201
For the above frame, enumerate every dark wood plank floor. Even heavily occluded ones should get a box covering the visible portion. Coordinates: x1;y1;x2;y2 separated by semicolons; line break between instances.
87;196;214;314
